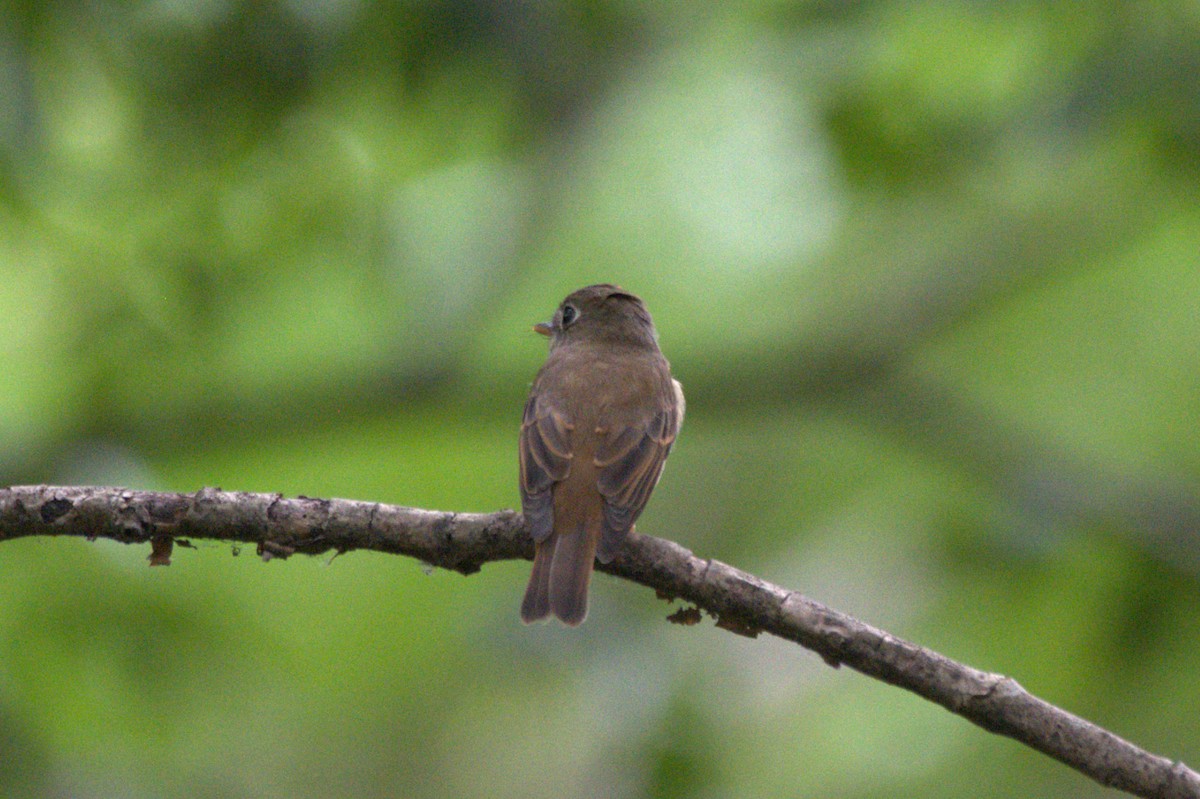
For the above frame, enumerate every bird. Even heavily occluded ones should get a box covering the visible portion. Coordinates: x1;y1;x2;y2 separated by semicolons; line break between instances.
519;284;684;625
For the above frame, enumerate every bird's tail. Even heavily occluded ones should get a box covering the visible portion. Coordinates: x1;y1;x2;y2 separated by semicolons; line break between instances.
520;518;599;626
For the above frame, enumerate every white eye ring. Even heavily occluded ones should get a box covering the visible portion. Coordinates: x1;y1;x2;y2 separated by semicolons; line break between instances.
560;303;579;326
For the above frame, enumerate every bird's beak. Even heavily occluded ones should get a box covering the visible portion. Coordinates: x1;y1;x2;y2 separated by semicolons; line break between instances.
533;322;553;336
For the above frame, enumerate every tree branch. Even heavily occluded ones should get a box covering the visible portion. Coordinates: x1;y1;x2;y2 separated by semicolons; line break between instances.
1;484;1196;799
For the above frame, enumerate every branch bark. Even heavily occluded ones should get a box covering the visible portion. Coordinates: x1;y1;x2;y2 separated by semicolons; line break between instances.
1;484;1196;799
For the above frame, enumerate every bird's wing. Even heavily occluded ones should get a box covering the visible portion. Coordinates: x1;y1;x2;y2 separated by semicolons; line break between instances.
518;392;573;543
593;391;682;562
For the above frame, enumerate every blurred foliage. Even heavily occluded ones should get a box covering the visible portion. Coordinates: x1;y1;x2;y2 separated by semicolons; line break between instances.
2;1;1200;797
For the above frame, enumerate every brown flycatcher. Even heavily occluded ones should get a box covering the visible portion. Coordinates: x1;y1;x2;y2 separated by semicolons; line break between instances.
519;284;684;625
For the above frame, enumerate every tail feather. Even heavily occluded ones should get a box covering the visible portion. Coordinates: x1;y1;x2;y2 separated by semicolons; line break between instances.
548;522;600;626
520;544;553;623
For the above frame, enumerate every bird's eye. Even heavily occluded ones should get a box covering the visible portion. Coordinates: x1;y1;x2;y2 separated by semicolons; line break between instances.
560;303;578;326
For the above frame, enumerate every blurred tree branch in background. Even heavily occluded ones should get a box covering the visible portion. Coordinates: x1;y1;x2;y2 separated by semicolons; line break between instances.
2;484;1196;799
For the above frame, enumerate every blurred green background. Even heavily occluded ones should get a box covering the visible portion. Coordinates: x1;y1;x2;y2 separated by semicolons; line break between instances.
2;1;1199;797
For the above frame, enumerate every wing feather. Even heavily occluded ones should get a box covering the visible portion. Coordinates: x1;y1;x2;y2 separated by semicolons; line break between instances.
519;394;573;543
594;399;681;561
